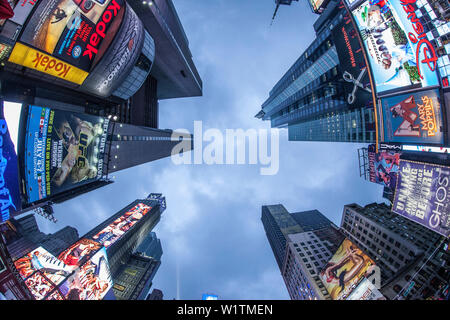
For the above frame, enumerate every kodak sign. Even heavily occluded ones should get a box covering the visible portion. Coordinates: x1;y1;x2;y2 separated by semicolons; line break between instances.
8;43;89;85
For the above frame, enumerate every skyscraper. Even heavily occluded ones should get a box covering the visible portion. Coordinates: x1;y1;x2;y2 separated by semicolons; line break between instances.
258;0;377;144
340;203;449;300
261;204;345;299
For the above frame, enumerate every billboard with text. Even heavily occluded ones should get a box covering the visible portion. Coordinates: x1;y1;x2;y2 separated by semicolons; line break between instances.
392;160;449;237
367;144;401;191
23;105;109;204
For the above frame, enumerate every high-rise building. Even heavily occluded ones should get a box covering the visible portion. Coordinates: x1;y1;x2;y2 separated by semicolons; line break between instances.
261;204;345;300
112;232;163;300
258;0;377;144
146;288;164;300
340;203;449;300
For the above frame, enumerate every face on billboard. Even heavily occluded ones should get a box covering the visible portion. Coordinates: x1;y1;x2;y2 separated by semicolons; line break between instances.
91;203;152;248
368;144;401;190
58;238;102;268
320;239;376;300
393;160;449;237
352;0;439;94
19;0;125;72
58;247;112;300
23;105;109;203
380;89;443;144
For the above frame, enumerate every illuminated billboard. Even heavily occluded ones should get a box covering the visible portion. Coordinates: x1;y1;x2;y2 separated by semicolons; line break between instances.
308;0;330;14
352;0;439;94
346;278;386;300
379;89;444;144
320;239;376;300
58;238;103;269
91;202;152;248
392;160;449;237
0;102;23;223
367;144;401;191
23;105;110;204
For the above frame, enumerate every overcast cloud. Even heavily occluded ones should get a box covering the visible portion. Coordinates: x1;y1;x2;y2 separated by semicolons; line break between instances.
33;0;385;300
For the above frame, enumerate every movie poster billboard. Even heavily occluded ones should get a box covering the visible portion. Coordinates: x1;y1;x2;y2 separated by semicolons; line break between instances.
367;144;401;191
0;102;23;223
352;0;439;94
58;247;112;300
18;0;125;72
346;278;386;300
23;105;109;204
57;238;102;269
320;239;376;300
380;89;444;144
331;9;372;109
392;160;449;237
91;202;152;248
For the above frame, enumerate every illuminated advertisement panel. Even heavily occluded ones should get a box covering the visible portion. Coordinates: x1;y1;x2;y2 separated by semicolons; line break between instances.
346;278;386;300
331;10;372;108
18;0;125;72
58;247;112;300
367;144;401;191
379;89;443;144
352;0;439;94
309;0;330;13
57;238;103;269
0;102;22;223
23;105;109;204
320;239;376;300
9;0;40;26
8;43;89;85
91;203;152;248
392;160;449;237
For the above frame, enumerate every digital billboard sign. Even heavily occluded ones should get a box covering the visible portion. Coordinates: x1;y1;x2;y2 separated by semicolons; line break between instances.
392;160;449;237
23;105;109;204
58;238;103;269
0;102;23;223
346;278;386;300
379;89;444;144
367;144;401;191
320;239;376;300
352;0;440;94
91;202;152;248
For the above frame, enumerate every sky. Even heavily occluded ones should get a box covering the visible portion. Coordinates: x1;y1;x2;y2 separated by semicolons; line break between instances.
32;0;386;300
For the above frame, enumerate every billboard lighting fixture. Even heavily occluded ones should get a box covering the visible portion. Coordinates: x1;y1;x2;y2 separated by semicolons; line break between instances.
108;115;112;119
113;116;118;121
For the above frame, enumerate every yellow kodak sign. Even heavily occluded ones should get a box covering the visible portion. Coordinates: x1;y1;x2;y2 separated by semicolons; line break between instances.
8;43;89;85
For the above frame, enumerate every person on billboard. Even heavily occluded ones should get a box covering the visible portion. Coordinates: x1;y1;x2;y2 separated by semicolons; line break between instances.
0;0;14;20
59;239;100;267
321;245;367;297
390;96;421;137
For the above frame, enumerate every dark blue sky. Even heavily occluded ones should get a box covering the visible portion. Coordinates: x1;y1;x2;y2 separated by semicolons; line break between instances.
34;0;385;300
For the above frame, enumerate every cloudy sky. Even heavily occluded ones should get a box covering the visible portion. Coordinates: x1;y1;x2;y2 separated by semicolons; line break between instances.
34;0;385;300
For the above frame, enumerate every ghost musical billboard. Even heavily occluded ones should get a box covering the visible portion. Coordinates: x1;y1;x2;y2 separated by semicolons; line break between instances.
22;105;110;204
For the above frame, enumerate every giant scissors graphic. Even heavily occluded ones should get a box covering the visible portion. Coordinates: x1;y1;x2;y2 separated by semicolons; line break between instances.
343;69;371;104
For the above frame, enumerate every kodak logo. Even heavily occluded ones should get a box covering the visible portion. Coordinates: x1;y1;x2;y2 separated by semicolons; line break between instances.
32;52;71;78
83;0;121;60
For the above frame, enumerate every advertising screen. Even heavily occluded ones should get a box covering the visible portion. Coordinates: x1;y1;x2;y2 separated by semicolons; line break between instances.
379;89;444;144
320;239;376;300
18;0;125;72
309;0;329;13
0;102;23;223
346;278;386;300
9;0;40;26
91;202;152;248
352;0;439;94
392;160;449;237
367;144;401;191
58;247;112;300
57;238;103;269
331;13;373;109
23;105;109;204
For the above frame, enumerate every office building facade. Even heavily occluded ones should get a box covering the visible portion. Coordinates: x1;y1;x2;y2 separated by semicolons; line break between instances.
340;203;449;300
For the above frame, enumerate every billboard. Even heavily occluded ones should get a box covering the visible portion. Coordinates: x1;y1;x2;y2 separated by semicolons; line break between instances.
23;105;109;204
9;0;40;26
18;0;125;72
352;0;439;94
8;42;89;84
0;102;23;223
320;239;376;300
332;10;372;108
346;278;386;300
57;238;103;269
392;160;449;237
379;89;444;144
308;0;330;14
91;202;152;248
367;144;401;191
58;247;112;300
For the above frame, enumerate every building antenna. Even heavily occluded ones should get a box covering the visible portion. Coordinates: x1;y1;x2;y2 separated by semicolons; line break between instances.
270;3;281;26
